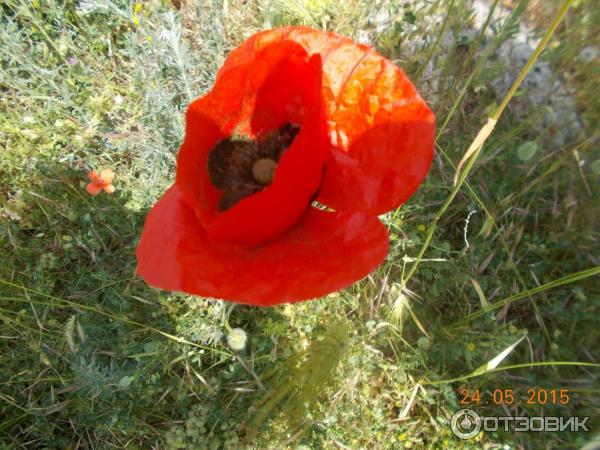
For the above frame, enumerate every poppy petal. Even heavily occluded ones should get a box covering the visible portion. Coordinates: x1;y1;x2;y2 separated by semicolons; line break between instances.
86;182;102;195
177;41;328;245
136;185;389;306
206;56;328;245
218;26;435;214
317;58;435;214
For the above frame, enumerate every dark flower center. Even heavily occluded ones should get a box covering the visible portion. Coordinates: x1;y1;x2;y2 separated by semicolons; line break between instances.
207;123;300;211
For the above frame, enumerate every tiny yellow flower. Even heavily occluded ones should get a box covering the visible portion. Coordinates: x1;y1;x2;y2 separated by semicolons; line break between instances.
134;2;143;14
466;342;476;352
146;35;153;43
417;224;426;232
131;16;140;26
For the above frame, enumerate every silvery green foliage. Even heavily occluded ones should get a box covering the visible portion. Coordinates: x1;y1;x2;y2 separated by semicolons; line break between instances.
28;0;234;211
76;0;130;18
158;11;195;101
120;1;231;209
71;356;117;398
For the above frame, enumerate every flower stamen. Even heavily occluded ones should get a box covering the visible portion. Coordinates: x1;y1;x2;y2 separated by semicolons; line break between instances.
207;123;300;211
252;158;277;185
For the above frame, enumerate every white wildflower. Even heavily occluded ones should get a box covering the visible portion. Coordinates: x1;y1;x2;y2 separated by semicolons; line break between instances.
226;328;247;351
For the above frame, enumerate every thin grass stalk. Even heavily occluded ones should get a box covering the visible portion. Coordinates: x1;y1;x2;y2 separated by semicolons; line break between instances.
421;361;600;386
403;0;575;286
414;0;455;84
448;265;600;327
436;0;514;140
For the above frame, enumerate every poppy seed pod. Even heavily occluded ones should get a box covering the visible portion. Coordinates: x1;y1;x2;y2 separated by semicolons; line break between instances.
136;26;435;306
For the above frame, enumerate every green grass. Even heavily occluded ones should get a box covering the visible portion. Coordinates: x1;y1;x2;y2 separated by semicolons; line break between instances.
1;0;599;448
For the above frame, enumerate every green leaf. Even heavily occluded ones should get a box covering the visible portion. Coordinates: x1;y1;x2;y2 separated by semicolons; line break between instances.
143;341;159;353
118;376;133;388
469;277;489;309
517;141;538;161
473;335;526;375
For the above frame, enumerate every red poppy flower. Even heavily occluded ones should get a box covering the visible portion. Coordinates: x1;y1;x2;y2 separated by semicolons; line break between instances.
136;26;434;306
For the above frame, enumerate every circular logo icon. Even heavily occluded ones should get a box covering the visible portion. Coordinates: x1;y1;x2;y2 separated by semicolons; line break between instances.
451;409;481;440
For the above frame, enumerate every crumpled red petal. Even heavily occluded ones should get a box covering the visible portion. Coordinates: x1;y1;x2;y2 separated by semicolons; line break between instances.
219;26;435;215
136;186;388;306
205;53;328;245
176;40;328;245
